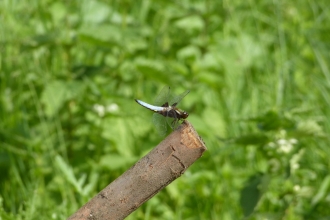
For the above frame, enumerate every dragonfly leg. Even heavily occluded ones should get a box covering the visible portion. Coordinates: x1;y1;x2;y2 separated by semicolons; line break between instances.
171;118;178;129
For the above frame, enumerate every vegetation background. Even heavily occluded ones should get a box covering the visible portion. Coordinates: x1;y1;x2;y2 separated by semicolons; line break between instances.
1;0;329;219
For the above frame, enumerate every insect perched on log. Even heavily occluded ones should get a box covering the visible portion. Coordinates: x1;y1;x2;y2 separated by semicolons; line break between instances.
135;86;190;136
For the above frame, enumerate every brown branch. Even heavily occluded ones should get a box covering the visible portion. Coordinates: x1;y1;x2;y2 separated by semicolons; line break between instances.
68;120;207;220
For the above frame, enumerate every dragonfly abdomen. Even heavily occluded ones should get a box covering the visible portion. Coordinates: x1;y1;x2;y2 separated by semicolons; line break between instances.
135;99;164;112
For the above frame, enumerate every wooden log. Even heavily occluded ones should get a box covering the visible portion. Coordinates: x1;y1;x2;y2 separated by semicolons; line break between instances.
68;120;207;220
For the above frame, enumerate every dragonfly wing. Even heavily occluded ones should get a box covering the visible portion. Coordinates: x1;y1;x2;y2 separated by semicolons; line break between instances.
164;109;181;130
154;86;171;106
152;113;167;136
170;89;190;106
166;116;179;130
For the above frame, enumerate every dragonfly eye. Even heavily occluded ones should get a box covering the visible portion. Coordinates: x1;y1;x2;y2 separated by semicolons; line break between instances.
182;111;189;119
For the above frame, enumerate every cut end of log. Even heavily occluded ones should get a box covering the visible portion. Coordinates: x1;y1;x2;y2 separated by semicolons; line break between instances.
179;120;207;150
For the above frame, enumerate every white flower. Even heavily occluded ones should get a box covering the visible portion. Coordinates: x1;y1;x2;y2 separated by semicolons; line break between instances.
289;138;298;144
277;139;287;146
106;103;119;113
93;103;119;117
93;104;105;117
276;138;298;154
267;142;276;148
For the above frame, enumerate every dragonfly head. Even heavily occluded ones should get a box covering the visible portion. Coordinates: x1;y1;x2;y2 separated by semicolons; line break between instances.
181;111;189;119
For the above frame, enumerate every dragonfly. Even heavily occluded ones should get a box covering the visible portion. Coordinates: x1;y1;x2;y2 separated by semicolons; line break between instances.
135;86;190;136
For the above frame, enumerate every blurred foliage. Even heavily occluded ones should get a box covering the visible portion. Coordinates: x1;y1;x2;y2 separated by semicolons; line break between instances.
1;0;330;219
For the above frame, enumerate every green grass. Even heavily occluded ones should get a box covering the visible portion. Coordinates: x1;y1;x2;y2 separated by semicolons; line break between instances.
1;0;330;219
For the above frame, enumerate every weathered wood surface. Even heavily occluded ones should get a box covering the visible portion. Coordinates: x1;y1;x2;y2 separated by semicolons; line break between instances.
68;120;207;220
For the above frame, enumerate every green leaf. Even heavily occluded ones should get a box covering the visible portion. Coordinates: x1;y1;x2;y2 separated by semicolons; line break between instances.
174;15;204;33
240;174;264;217
41;81;67;117
21;33;58;50
55;155;83;194
311;175;330;206
252;110;296;131
101;118;134;157
41;80;85;117
177;45;201;63
234;134;270;146
49;2;67;24
297;120;324;137
78;24;122;46
99;154;136;170
81;0;110;24
202;108;227;137
135;58;171;84
197;71;223;89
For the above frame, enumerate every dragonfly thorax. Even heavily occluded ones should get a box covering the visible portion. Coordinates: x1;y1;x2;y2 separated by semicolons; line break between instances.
161;107;188;120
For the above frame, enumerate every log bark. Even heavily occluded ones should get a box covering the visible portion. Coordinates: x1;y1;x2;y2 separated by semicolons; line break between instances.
68;120;207;220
